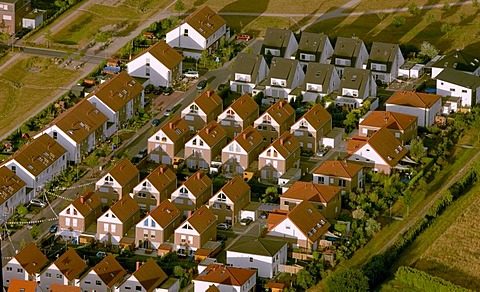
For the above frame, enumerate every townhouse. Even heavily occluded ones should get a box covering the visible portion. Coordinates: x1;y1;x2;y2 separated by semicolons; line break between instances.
148;116;191;164
431;50;480;78
78;254;127;292
0;166;27;222
193;264;256;292
95;158;139;204
367;42;404;83
264;57;305;102
253;99;295;144
184;121;227;170
296;32;333;68
386;90;442;127
58;190;102;237
359;111;418;144
2;242;48;288
290;104;332;153
436;68;480;107
208;176;250;225
170;170;213;218
335;68;377;109
132;164;177;211
116;259;179;292
312;160;364;193
39;248;88;290
181;90;223;132
217;93;259;140
0;0;32;34
229;53;269;94
261;28;298;58
301;63;340;103
331;37;369;77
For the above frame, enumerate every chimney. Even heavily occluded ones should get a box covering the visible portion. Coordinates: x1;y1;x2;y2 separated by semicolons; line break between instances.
206;127;210;135
110;90;113;97
196;172;201;180
279;101;283;108
206;90;212;97
136;262;141;271
242;133;247;139
279;138;284;145
159;167;164;174
80;196;85;204
169;122;174;129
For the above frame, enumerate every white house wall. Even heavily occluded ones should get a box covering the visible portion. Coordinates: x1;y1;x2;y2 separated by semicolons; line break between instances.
226;244;287;278
127;52;176;87
268;218;307;241
386;103;440;127
436;79;480;107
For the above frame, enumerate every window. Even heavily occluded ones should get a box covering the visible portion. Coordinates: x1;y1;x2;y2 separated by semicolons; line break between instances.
217;193;226;202
183;29;188;36
96;280;102;285
213;203;221;209
104;223;109;232
104;175;114;185
151;221;156;228
190;104;199;113
262;115;272;124
11;166;15;174
66;208;70;214
46;272;52;278
6;267;12;271
338;179;346;187
136;286;142;291
462;89;467;93
192;139;196;145
85;281;91;284
56;274;63;279
299;120;308;129
318;176;325;184
125;287;131;290
72;219;78;227
73;209;77;215
151;233;156;239
111;225;116;233
143;219;149;227
53;132;58;139
226;109;235;119
249;257;253;262
450;88;455;92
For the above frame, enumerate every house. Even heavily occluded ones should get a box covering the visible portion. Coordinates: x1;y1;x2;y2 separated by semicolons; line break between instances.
229;53;269;94
86;71;144;136
116;259;179;292
331;37;369;77
78;254;127;292
50;283;80;292
258;132;301;182
170;170;213;218
335;68;377;109
135;200;181;249
58;190;102;236
181;90;223;132
367;42;405;83
0;0;32;34
290;104;332;153
148;116;191;164
184;121;228;170
386;90;443;127
0;166;26;222
301;63;340;103
96;194;141;245
166;6;227;59
296;32;333;67
266;200;330;251
226;236;287;278
347;127;408;174
34;99;108;163
6;279;37;292
132;164;177;211
38;248;87;290
253;99;295;144
2;242;48;288
174;205;217;256
217;93;259;140
193;264;256;292
221;126;264;177
431;50;480;78
95;158;139;204
127;40;183;87
1;134;67;194
435;68;480;107
261;28;298;58
312;160;364;193
279;181;342;218
359;111;418;144
208;176;250;225
264;57;305;102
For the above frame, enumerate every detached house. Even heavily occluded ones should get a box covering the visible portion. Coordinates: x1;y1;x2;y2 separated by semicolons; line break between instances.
87;71;144;136
258;132;301;182
261;28;298;58
431;50;480;78
347;127;408;174
290;104;332;153
166;6;227;59
193;264;256;292
367;42;404;83
332;37;369;77
39;248;88;290
217;93;259;140
0;0;31;34
148;116;191;164
208;176;250;225
2;243;48;288
359;111;417;144
296;32;333;67
135;200;181;249
171;170;213;218
386;90;442;127
312;160;364;193
78;254;127;292
181;90;223;132
127;40;183;87
96;194;141;245
221;126;264;177
35;99;108;163
436;68;480;107
230;53;269;94
174;205;217;256
301;63;340;103
253;99;295;144
0;166;26;222
2;133;67;194
335;68;376;109
132;164;177;211
58;190;102;236
184;121;228;170
95;158;139;205
264;57;305;102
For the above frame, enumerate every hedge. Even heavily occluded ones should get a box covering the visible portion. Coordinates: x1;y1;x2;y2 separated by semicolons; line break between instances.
395;266;471;292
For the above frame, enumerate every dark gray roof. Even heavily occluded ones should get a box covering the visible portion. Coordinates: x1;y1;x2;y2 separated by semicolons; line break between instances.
232;53;264;82
227;236;286;256
268;57;300;88
303;63;335;93
367;42;400;73
332;37;365;66
432;50;480;73
296;32;329;60
261;28;294;56
340;68;371;97
436;68;480;89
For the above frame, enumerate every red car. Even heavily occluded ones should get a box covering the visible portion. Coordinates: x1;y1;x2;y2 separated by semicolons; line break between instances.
236;34;252;41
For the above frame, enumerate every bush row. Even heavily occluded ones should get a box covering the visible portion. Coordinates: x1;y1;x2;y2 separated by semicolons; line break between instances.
395;266;470;292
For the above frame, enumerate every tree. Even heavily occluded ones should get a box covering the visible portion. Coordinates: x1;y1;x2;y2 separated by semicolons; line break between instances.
392;16;406;28
174;0;185;11
16;205;28;216
173;266;190;288
403;190;413;216
419;41;439;60
296;269;316;290
327;268;369;292
262;186;279;203
44;29;52;48
440;23;454;35
30;225;40;239
365;218;381;237
409;138;426;161
253;92;264;106
407;3;420;15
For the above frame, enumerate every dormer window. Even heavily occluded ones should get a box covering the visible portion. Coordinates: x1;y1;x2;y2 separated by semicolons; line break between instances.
104;175;114;185
226;109;235;119
299;120;308;129
182;223;193;230
179;187;188;196
263;115;271;124
190;104;199;114
217;193;227;202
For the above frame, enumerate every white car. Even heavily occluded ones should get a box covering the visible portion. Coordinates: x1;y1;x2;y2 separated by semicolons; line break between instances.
30;199;46;207
184;71;199;79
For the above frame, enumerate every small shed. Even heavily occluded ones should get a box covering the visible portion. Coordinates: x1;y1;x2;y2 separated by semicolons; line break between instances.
321;127;344;148
22;9;46;29
267;282;286;292
102;66;121;75
70;85;85;98
158;243;173;257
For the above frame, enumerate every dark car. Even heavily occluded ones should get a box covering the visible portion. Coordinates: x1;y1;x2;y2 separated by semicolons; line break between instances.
216;235;227;242
153;87;163;95
217;83;229;91
151;119;160;126
144;84;154;94
197;80;207;90
240;217;253;226
49;224;58;233
163;87;174;96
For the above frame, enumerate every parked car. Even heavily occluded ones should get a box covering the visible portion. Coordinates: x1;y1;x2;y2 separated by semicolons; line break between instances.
236;34;252;41
217;223;230;230
216;235;228;242
26;224;34;230
164;107;173;117
240;217;253;226
151;119;160;126
217;83;229;91
49;224;58;233
163;87;174;96
153;87;164;95
197;80;207;90
184;70;199;79
136;147;147;159
96;251;106;258
144;84;154;94
30;199;46;207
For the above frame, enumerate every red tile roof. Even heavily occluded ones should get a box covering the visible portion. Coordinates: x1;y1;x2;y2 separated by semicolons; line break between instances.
281;181;341;203
71;189;102;218
226;93;259;120
215;176;250;203
109;194;140;222
133;258;168;292
185;205;216;234
149;200;180;229
7;279;37;292
287;201;330;243
266;131;300;158
387;90;442;108
195;264;256;286
313;160;363;179
107;158;139;187
298;104;331;130
14;242;48;276
360;111;417;131
0;166;25;206
92;254;127;288
182;170;212;198
130;40;183;70
143;164;176;193
53;248;88;282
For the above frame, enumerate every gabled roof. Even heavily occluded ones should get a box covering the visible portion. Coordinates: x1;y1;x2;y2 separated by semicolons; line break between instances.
92;254;127;288
132;258;168;292
340;68;371;97
109;194;139;222
53;248;88;282
367;42;400;72
313;160;363;178
303;63;335;93
287;201;330;242
387;90;442;108
436;67;480;89
432;50;480;72
262;99;295;125
185;205;216;234
347;127;407;167
183;6;226;39
226;93;259;120
195;264;256;286
262;28;294;50
50;283;80;292
360;111;417;131
333;37;365;62
0;166;25;205
231;53;264;82
229;126;263;153
195;121;227;147
193;90;223;115
296;104;331;130
87;71;143;112
268;57;300;88
50;99;108;144
149;200;180;229
227;236;286;256
71;190;102;217
143;164;176;192
267;131;300;158
8;134;67;176
215;176;250;203
182;170;212;198
297;32;329;55
106;158;139;186
14;242;48;276
281;181;341;203
7;279;37;292
130;40;183;70
158;116;191;143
